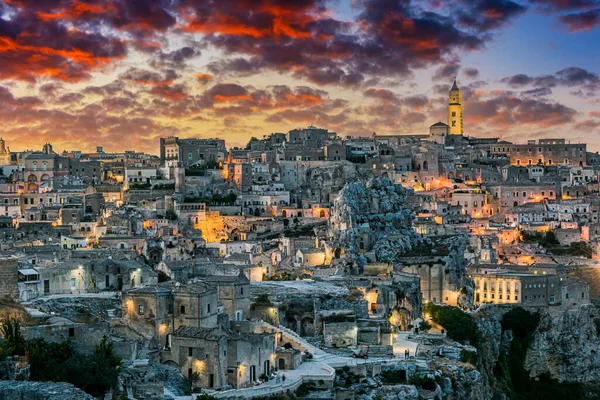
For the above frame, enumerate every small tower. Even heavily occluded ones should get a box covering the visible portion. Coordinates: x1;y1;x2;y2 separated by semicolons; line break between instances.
447;78;464;135
0;137;6;155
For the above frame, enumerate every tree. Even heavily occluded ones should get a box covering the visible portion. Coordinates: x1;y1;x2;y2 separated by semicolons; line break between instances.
184;371;201;395
418;320;432;332
0;318;25;358
165;209;177;220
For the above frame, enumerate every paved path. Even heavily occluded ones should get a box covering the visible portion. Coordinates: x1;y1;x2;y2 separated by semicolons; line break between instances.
393;331;420;359
22;291;120;305
164;322;421;399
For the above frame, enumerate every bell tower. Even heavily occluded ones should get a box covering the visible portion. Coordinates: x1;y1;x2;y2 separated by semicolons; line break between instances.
448;78;463;135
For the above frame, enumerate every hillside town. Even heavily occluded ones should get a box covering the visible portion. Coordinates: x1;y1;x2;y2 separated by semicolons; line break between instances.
1;81;600;400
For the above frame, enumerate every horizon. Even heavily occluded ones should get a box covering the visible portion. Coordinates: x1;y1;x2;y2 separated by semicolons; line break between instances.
0;1;599;153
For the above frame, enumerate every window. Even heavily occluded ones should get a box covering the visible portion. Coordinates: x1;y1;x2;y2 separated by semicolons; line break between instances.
188;347;193;357
207;303;211;313
68;328;75;337
70;278;76;287
180;305;186;314
138;304;145;314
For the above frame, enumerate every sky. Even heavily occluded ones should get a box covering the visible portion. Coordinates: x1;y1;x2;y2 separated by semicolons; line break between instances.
0;0;599;154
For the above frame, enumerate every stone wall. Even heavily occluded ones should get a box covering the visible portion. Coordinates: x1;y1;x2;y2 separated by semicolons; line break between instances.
0;258;18;300
323;321;357;348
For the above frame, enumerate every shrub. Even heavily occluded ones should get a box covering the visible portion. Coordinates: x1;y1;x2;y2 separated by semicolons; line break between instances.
424;303;481;346
460;349;477;365
0;319;25;358
418;320;432;332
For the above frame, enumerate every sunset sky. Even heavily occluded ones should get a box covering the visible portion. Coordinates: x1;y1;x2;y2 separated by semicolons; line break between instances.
0;0;599;154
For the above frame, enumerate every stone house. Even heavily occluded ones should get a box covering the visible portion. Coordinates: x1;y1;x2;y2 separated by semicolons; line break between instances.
275;347;303;371
201;274;250;322
227;332;276;387
122;285;172;348
163;326;228;390
295;248;326;267
172;283;219;330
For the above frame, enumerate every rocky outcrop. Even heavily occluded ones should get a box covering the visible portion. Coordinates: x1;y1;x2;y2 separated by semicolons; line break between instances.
0;381;94;400
525;304;600;382
474;303;600;398
329;176;424;269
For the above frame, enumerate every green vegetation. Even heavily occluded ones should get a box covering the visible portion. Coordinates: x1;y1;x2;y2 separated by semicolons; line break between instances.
165;209;177;220
128;182;152;190
295;382;316;397
186;160;222;176
263;271;296;281
184;192;237;205
28;337;120;397
418;320;432;332
0;319;121;397
520;230;592;258
547;241;592;258
460;349;477;365
520;230;559;246
254;294;273;306
424;303;481;346
495;307;584;400
0;319;25;359
183;371;201;395
153;183;175;190
195;393;218;400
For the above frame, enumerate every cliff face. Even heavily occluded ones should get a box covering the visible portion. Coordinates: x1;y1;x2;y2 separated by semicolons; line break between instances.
525;304;600;382
474;304;600;398
329;176;424;267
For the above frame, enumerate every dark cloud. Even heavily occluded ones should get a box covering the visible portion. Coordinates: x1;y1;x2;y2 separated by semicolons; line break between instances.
501;67;599;95
455;0;527;32
0;10;126;82
521;87;553;97
527;0;600;31
364;88;399;102
433;63;461;81
464;68;480;78
467;91;577;128
120;68;176;85
559;8;600;31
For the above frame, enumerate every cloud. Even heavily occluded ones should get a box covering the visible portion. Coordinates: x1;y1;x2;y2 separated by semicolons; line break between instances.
501;67;599;95
433;63;461;81
467;91;577;128
559;8;600;31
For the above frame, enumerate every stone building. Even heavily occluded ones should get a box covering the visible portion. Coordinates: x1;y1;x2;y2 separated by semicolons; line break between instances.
201;273;250;322
227;332;276;387
490;139;586;167
164;326;228;390
172;282;219;330
0;257;18;300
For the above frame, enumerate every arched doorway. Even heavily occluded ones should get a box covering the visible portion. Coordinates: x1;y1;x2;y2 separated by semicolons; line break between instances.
282;210;287;217
301;317;314;336
249;365;256;382
319;210;325;218
263;360;270;375
334;248;342;259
